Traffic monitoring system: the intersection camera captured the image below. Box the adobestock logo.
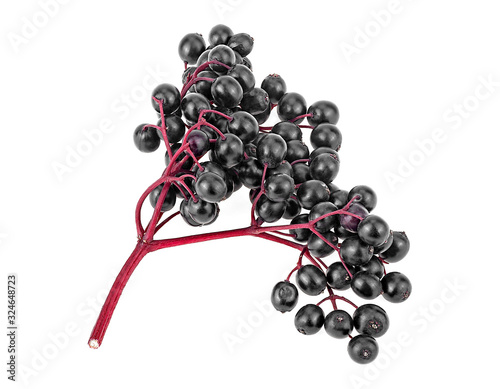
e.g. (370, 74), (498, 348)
(349, 278), (466, 389)
(7, 0), (72, 54)
(339, 0), (415, 64)
(213, 0), (245, 20)
(384, 74), (500, 192)
(222, 299), (275, 353)
(51, 65), (169, 183)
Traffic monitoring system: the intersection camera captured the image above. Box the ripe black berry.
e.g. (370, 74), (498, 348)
(178, 33), (206, 64)
(351, 271), (382, 300)
(271, 281), (299, 312)
(348, 335), (379, 364)
(324, 310), (353, 338)
(381, 272), (412, 303)
(296, 265), (327, 296)
(353, 304), (389, 337)
(326, 262), (355, 290)
(294, 304), (324, 335)
(133, 124), (161, 153)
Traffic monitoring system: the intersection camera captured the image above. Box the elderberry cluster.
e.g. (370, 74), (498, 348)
(131, 24), (412, 364)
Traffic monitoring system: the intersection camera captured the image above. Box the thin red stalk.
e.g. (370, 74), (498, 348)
(199, 121), (227, 139)
(151, 96), (173, 161)
(154, 211), (181, 233)
(88, 242), (150, 348)
(181, 122), (203, 145)
(290, 113), (312, 122)
(143, 182), (172, 242)
(181, 77), (215, 97)
(298, 125), (314, 129)
(172, 182), (188, 201)
(286, 266), (299, 281)
(192, 60), (231, 79)
(134, 173), (168, 237)
(290, 158), (309, 166)
(90, 224), (313, 348)
(198, 109), (233, 122)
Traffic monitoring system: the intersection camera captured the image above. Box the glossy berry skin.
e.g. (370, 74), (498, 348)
(213, 133), (244, 168)
(307, 231), (338, 258)
(324, 310), (353, 338)
(241, 88), (270, 115)
(266, 161), (293, 177)
(340, 236), (374, 266)
(348, 185), (377, 212)
(227, 33), (254, 56)
(271, 121), (302, 142)
(181, 93), (211, 123)
(211, 76), (243, 108)
(256, 196), (286, 222)
(149, 183), (176, 212)
(285, 140), (309, 163)
(208, 24), (233, 46)
(186, 129), (210, 157)
(236, 157), (264, 189)
(348, 335), (379, 364)
(307, 100), (340, 126)
(257, 133), (287, 168)
(157, 115), (186, 144)
(179, 199), (202, 227)
(227, 111), (259, 143)
(195, 172), (227, 203)
(381, 272), (412, 303)
(271, 281), (299, 312)
(326, 262), (355, 290)
(339, 203), (369, 232)
(353, 304), (389, 338)
(253, 101), (272, 124)
(292, 163), (311, 185)
(356, 257), (385, 279)
(194, 161), (226, 179)
(308, 201), (338, 233)
(294, 304), (324, 335)
(227, 64), (255, 92)
(334, 224), (356, 239)
(277, 92), (307, 123)
(380, 231), (410, 263)
(196, 49), (210, 67)
(152, 84), (181, 115)
(357, 215), (390, 247)
(297, 180), (330, 210)
(296, 265), (327, 296)
(309, 153), (340, 183)
(261, 74), (287, 104)
(289, 214), (312, 242)
(310, 123), (342, 151)
(208, 45), (236, 74)
(241, 56), (252, 70)
(186, 197), (219, 224)
(373, 230), (394, 254)
(178, 33), (206, 64)
(193, 70), (217, 99)
(264, 173), (294, 202)
(310, 147), (339, 162)
(330, 189), (348, 209)
(133, 124), (161, 153)
(283, 198), (301, 220)
(351, 271), (382, 300)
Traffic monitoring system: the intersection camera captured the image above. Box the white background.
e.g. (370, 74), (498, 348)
(1, 0), (499, 388)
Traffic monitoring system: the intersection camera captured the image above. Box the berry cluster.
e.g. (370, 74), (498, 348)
(90, 25), (412, 364)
